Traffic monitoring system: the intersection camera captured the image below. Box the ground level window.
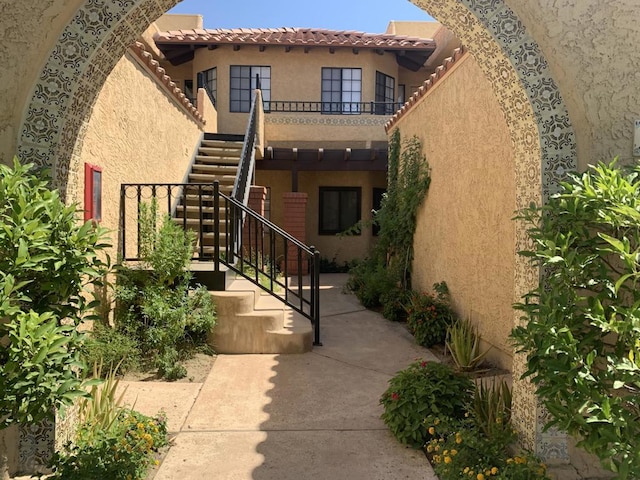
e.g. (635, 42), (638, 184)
(319, 187), (361, 235)
(84, 163), (102, 223)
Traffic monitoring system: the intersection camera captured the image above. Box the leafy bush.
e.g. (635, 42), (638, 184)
(380, 360), (473, 448)
(512, 160), (640, 479)
(406, 284), (456, 347)
(0, 159), (109, 429)
(112, 206), (216, 380)
(446, 318), (489, 372)
(380, 286), (411, 322)
(347, 129), (431, 313)
(51, 409), (167, 480)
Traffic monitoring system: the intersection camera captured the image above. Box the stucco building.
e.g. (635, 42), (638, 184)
(1, 0), (640, 476)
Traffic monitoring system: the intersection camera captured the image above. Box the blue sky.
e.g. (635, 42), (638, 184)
(168, 0), (434, 33)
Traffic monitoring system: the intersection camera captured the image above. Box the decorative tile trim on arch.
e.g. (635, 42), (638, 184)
(412, 0), (576, 461)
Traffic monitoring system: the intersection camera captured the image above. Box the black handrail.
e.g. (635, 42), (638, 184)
(266, 100), (400, 115)
(119, 181), (321, 346)
(232, 90), (259, 206)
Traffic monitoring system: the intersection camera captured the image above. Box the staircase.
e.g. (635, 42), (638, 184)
(174, 134), (244, 258)
(209, 277), (313, 354)
(120, 92), (320, 353)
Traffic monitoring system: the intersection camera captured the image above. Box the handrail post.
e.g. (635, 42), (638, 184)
(214, 181), (220, 273)
(311, 247), (321, 346)
(120, 184), (126, 260)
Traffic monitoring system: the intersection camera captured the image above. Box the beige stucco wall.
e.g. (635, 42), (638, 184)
(0, 0), (85, 163)
(392, 53), (516, 370)
(504, 1), (640, 170)
(77, 51), (203, 260)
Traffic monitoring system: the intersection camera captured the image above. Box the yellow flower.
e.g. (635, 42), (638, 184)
(463, 467), (469, 473)
(444, 456), (452, 464)
(477, 474), (485, 480)
(450, 449), (458, 456)
(455, 435), (463, 444)
(434, 418), (440, 425)
(506, 458), (514, 464)
(434, 445), (440, 452)
(491, 467), (498, 475)
(428, 426), (435, 435)
(426, 445), (434, 453)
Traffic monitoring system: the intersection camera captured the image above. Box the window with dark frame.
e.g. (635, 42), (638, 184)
(84, 163), (102, 223)
(375, 71), (395, 115)
(319, 187), (362, 235)
(321, 68), (362, 114)
(197, 67), (217, 106)
(398, 84), (406, 109)
(372, 187), (386, 236)
(230, 65), (271, 112)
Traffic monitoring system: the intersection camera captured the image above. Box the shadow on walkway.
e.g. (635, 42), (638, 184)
(150, 274), (439, 479)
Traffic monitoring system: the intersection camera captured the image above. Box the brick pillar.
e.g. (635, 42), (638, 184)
(283, 192), (308, 275)
(242, 186), (267, 255)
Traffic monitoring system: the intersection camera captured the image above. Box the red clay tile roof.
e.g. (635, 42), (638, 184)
(130, 42), (204, 124)
(385, 47), (467, 132)
(154, 27), (435, 51)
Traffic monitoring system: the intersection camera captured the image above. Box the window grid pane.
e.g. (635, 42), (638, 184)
(230, 65), (271, 112)
(322, 68), (361, 115)
(319, 187), (361, 234)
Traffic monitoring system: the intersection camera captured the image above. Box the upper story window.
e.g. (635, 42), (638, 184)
(321, 68), (361, 114)
(197, 67), (217, 106)
(230, 65), (271, 112)
(375, 71), (395, 115)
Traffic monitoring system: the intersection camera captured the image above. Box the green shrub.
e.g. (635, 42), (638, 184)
(380, 360), (473, 448)
(51, 409), (167, 480)
(82, 324), (140, 375)
(512, 160), (640, 478)
(347, 257), (400, 308)
(0, 159), (109, 432)
(380, 286), (411, 322)
(406, 285), (456, 347)
(113, 207), (216, 380)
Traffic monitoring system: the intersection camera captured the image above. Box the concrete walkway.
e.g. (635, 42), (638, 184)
(121, 274), (439, 480)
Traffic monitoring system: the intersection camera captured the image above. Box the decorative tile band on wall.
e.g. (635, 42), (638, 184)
(17, 0), (576, 463)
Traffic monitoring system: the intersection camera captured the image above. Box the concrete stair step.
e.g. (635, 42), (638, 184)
(201, 139), (244, 149)
(188, 173), (236, 183)
(195, 155), (240, 166)
(192, 164), (238, 175)
(198, 146), (242, 157)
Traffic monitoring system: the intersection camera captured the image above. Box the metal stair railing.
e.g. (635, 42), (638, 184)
(119, 181), (321, 346)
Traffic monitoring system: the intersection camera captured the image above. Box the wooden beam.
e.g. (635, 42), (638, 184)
(259, 45), (266, 52)
(285, 46), (293, 52)
(233, 45), (240, 51)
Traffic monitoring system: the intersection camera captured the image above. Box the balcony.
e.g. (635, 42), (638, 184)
(264, 101), (401, 116)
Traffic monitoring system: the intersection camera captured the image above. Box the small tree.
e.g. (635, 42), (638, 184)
(0, 159), (109, 478)
(513, 160), (640, 479)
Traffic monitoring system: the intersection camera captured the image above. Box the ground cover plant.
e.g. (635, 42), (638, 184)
(513, 160), (640, 479)
(380, 360), (473, 448)
(50, 365), (168, 479)
(0, 159), (110, 478)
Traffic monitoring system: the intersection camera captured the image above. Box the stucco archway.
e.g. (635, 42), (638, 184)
(17, 0), (576, 461)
